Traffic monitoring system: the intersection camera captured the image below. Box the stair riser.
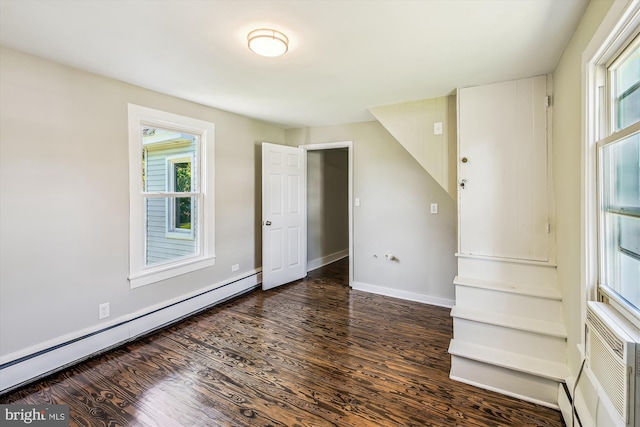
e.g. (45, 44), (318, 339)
(450, 355), (559, 408)
(458, 257), (557, 287)
(455, 286), (564, 321)
(452, 318), (566, 362)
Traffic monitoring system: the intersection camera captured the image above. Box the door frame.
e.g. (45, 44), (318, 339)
(300, 141), (354, 287)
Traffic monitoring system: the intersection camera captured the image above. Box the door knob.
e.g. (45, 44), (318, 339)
(265, 221), (272, 226)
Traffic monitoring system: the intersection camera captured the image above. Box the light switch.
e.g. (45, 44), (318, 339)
(434, 122), (443, 135)
(355, 198), (360, 207)
(430, 203), (438, 214)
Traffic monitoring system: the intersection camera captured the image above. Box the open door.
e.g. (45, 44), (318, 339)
(262, 142), (307, 290)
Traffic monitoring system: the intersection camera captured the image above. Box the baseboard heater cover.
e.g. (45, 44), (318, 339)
(0, 271), (261, 394)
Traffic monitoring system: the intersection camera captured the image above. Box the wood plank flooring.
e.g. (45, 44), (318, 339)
(0, 259), (565, 426)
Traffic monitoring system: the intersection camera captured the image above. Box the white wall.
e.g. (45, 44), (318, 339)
(369, 95), (457, 199)
(551, 0), (616, 424)
(0, 47), (284, 366)
(306, 149), (349, 268)
(286, 122), (457, 307)
(553, 0), (612, 375)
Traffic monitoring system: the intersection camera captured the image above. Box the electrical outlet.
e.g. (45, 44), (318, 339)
(232, 264), (239, 272)
(99, 303), (110, 319)
(430, 203), (438, 214)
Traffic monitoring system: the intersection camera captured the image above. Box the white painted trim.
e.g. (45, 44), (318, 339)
(129, 255), (216, 288)
(300, 141), (354, 287)
(454, 275), (562, 300)
(0, 270), (261, 393)
(451, 306), (567, 338)
(307, 249), (349, 272)
(352, 281), (455, 308)
(449, 373), (560, 410)
(455, 253), (557, 268)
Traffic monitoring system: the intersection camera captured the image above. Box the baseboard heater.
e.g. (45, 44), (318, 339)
(0, 271), (261, 394)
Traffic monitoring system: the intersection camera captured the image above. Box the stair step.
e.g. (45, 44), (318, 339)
(449, 354), (561, 408)
(448, 339), (569, 381)
(451, 306), (567, 338)
(452, 317), (566, 362)
(457, 257), (557, 287)
(454, 275), (561, 300)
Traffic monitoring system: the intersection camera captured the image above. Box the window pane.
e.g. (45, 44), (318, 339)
(618, 86), (639, 129)
(145, 197), (198, 267)
(615, 42), (639, 129)
(174, 162), (191, 192)
(603, 213), (640, 310)
(602, 133), (640, 209)
(175, 196), (191, 230)
(142, 127), (198, 193)
(601, 132), (640, 311)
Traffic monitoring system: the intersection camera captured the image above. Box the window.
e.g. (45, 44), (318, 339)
(128, 105), (215, 288)
(594, 29), (640, 320)
(165, 153), (195, 239)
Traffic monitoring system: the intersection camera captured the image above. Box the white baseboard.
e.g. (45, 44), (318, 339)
(352, 281), (455, 308)
(0, 270), (261, 393)
(307, 249), (349, 272)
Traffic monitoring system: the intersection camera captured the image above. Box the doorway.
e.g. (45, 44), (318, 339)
(301, 142), (353, 286)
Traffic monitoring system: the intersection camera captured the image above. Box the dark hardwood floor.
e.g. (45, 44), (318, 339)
(1, 259), (564, 426)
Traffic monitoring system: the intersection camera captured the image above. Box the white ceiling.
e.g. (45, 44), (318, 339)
(0, 0), (588, 129)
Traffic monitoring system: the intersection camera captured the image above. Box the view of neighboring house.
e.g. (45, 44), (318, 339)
(143, 128), (199, 266)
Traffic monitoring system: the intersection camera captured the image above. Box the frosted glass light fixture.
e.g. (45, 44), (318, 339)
(248, 29), (288, 57)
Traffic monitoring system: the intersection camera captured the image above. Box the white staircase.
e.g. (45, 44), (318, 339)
(448, 255), (569, 408)
(370, 78), (569, 408)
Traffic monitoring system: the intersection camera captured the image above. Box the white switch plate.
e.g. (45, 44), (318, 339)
(434, 122), (443, 135)
(430, 203), (438, 214)
(355, 198), (360, 207)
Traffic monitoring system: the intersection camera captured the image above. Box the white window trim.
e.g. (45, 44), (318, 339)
(165, 153), (196, 240)
(582, 0), (640, 337)
(128, 104), (215, 289)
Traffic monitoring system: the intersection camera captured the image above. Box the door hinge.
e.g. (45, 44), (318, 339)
(545, 96), (551, 108)
(546, 223), (551, 234)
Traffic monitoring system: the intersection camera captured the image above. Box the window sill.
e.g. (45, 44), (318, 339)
(129, 255), (216, 289)
(599, 285), (640, 329)
(165, 230), (195, 240)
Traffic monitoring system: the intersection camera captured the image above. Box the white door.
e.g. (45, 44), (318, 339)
(458, 76), (550, 262)
(262, 143), (307, 290)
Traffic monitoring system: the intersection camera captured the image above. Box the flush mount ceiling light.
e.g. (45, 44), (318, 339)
(247, 28), (289, 57)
